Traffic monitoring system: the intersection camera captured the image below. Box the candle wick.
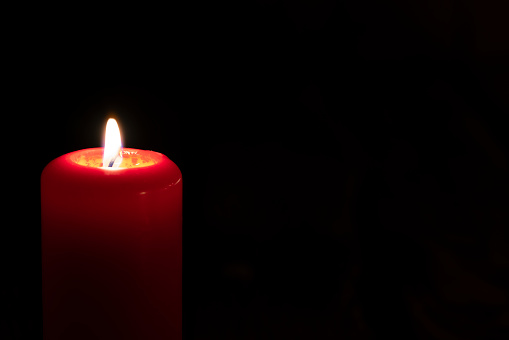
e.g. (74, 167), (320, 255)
(108, 156), (117, 167)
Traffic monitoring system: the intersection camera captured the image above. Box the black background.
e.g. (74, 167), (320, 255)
(2, 1), (509, 339)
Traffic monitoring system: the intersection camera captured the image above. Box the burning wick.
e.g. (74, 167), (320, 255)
(103, 118), (123, 168)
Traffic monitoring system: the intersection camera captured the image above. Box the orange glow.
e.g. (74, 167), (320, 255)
(73, 149), (158, 168)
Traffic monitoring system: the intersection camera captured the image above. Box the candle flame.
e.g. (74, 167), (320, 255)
(103, 118), (123, 168)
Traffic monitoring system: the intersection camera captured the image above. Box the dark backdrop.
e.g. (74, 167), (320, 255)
(2, 1), (509, 339)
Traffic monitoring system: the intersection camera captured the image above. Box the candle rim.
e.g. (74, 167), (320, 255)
(42, 147), (182, 194)
(68, 147), (163, 169)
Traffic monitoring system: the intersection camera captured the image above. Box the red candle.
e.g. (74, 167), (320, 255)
(41, 119), (182, 339)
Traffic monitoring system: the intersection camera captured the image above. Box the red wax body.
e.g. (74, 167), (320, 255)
(41, 148), (182, 340)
